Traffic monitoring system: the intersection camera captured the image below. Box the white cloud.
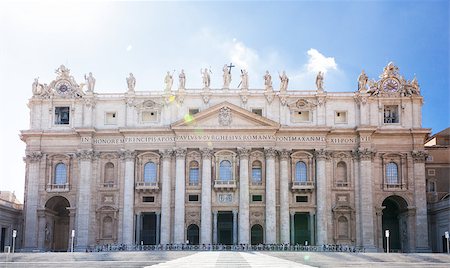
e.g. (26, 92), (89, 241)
(305, 48), (337, 74)
(126, 45), (132, 52)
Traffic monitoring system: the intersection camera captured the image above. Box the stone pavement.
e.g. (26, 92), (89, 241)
(1, 251), (450, 267)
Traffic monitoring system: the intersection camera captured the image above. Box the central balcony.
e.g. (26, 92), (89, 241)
(291, 181), (315, 193)
(135, 181), (159, 192)
(46, 183), (70, 192)
(214, 179), (237, 191)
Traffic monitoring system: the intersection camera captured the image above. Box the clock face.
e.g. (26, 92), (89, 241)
(382, 78), (399, 92)
(56, 81), (71, 94)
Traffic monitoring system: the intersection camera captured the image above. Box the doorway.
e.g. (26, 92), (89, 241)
(250, 224), (263, 245)
(187, 224), (199, 245)
(141, 213), (157, 245)
(44, 196), (70, 251)
(293, 213), (310, 245)
(382, 196), (409, 252)
(217, 212), (233, 245)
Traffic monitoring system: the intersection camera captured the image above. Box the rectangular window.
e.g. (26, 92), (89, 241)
(55, 107), (70, 125)
(142, 111), (158, 123)
(142, 196), (155, 203)
(105, 112), (117, 125)
(252, 195), (263, 202)
(189, 108), (199, 115)
(292, 110), (310, 122)
(296, 195), (308, 203)
(335, 111), (347, 124)
(427, 169), (435, 176)
(427, 181), (436, 192)
(384, 105), (399, 123)
(252, 108), (263, 116)
(188, 194), (199, 202)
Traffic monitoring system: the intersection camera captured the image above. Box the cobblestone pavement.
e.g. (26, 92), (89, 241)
(1, 251), (449, 267)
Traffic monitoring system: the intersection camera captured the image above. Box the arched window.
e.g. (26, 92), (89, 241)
(189, 161), (199, 185)
(219, 160), (232, 181)
(54, 163), (67, 185)
(102, 216), (113, 239)
(338, 216), (349, 238)
(104, 162), (115, 184)
(295, 161), (307, 182)
(336, 161), (347, 182)
(252, 160), (262, 184)
(143, 161), (157, 183)
(386, 162), (399, 184)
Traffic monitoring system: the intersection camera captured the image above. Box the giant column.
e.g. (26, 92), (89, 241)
(160, 149), (173, 244)
(238, 147), (250, 244)
(315, 149), (328, 245)
(279, 149), (291, 244)
(23, 151), (42, 250)
(411, 150), (430, 252)
(75, 149), (95, 248)
(357, 148), (376, 250)
(174, 148), (186, 244)
(121, 149), (136, 245)
(200, 148), (213, 244)
(264, 148), (277, 244)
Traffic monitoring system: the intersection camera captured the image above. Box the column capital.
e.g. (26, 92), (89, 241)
(174, 148), (187, 158)
(232, 209), (238, 215)
(290, 211), (296, 216)
(353, 148), (375, 161)
(160, 149), (173, 159)
(264, 147), (277, 158)
(278, 149), (291, 160)
(25, 151), (42, 162)
(119, 149), (136, 161)
(76, 149), (97, 160)
(201, 148), (213, 159)
(237, 147), (250, 159)
(314, 148), (330, 160)
(411, 150), (427, 163)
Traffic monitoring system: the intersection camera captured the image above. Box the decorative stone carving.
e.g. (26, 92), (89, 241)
(264, 148), (277, 158)
(354, 148), (375, 161)
(354, 93), (368, 105)
(314, 149), (330, 160)
(177, 91), (186, 104)
(218, 107), (232, 126)
(201, 91), (211, 104)
(237, 147), (250, 159)
(279, 94), (288, 106)
(26, 151), (42, 162)
(119, 149), (136, 161)
(411, 150), (428, 163)
(84, 96), (96, 108)
(278, 149), (291, 160)
(46, 65), (84, 99)
(317, 96), (326, 106)
(264, 91), (275, 104)
(174, 148), (187, 158)
(218, 193), (233, 203)
(240, 92), (249, 104)
(160, 149), (173, 159)
(201, 148), (213, 159)
(76, 149), (95, 160)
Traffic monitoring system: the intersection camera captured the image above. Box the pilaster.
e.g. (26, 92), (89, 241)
(119, 149), (136, 245)
(279, 149), (291, 244)
(159, 149), (173, 244)
(238, 147), (250, 244)
(200, 148), (213, 244)
(174, 148), (186, 244)
(264, 147), (277, 244)
(315, 149), (329, 245)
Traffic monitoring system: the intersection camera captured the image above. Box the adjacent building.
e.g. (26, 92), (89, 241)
(21, 62), (430, 252)
(0, 191), (23, 252)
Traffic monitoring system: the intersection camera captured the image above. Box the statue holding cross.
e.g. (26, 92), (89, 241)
(222, 63), (234, 88)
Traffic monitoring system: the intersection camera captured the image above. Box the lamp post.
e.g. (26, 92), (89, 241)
(71, 230), (75, 253)
(12, 230), (16, 253)
(385, 230), (390, 253)
(445, 231), (449, 254)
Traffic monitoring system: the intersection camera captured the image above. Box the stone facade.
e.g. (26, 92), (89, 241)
(21, 63), (430, 252)
(0, 191), (23, 252)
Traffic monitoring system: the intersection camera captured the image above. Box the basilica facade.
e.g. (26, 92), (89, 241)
(21, 63), (430, 252)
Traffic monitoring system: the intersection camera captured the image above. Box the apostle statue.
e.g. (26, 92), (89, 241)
(126, 73), (136, 92)
(179, 69), (186, 90)
(164, 71), (173, 91)
(357, 70), (368, 92)
(239, 69), (249, 90)
(222, 64), (232, 88)
(279, 70), (289, 93)
(316, 71), (324, 91)
(201, 68), (211, 88)
(263, 70), (273, 91)
(84, 72), (96, 92)
(32, 78), (41, 95)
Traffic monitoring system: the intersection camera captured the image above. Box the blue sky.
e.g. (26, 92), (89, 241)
(0, 0), (448, 201)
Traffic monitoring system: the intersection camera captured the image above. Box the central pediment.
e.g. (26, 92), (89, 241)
(171, 101), (280, 130)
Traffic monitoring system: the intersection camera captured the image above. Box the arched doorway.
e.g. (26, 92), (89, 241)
(251, 224), (263, 245)
(44, 196), (70, 251)
(187, 224), (199, 245)
(382, 196), (409, 252)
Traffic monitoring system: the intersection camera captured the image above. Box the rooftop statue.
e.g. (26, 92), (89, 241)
(279, 70), (289, 93)
(222, 64), (232, 88)
(179, 69), (186, 90)
(263, 70), (273, 91)
(126, 73), (136, 92)
(84, 72), (96, 92)
(316, 71), (324, 91)
(239, 69), (249, 90)
(201, 68), (211, 88)
(164, 71), (174, 91)
(357, 70), (368, 92)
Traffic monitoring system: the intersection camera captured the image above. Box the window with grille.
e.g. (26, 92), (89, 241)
(189, 161), (199, 185)
(386, 162), (399, 184)
(55, 107), (70, 125)
(219, 160), (232, 181)
(143, 162), (157, 183)
(104, 162), (114, 183)
(384, 105), (399, 123)
(252, 160), (262, 184)
(54, 163), (67, 184)
(295, 161), (307, 182)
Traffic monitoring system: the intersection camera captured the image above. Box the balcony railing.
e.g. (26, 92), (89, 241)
(46, 183), (70, 192)
(383, 183), (406, 190)
(291, 181), (315, 192)
(214, 179), (236, 191)
(135, 181), (159, 191)
(100, 182), (117, 189)
(335, 181), (349, 188)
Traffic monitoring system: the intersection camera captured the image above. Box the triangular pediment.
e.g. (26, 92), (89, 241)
(171, 101), (280, 130)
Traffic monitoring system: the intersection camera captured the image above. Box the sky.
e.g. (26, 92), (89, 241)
(0, 0), (449, 202)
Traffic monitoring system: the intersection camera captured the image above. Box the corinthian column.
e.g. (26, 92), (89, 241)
(315, 149), (328, 245)
(279, 149), (291, 244)
(159, 149), (173, 245)
(23, 151), (42, 250)
(75, 149), (95, 248)
(238, 147), (250, 244)
(174, 148), (186, 244)
(120, 149), (136, 245)
(411, 150), (430, 252)
(356, 148), (376, 250)
(200, 148), (213, 244)
(264, 148), (277, 244)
